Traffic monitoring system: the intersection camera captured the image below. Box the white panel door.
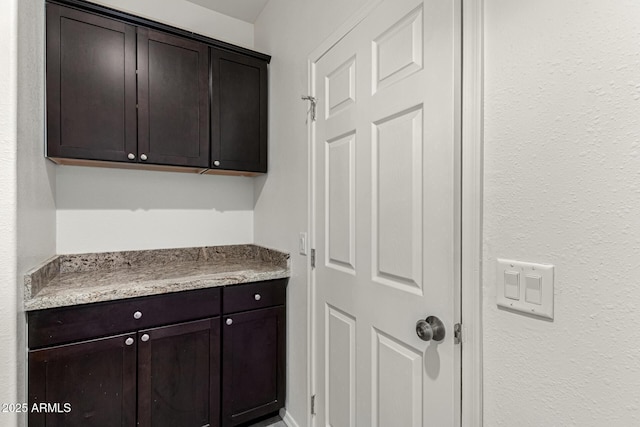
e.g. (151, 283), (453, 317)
(312, 0), (461, 426)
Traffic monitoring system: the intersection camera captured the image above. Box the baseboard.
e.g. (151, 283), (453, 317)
(279, 408), (301, 427)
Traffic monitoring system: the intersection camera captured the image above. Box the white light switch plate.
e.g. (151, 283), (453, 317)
(497, 258), (554, 320)
(299, 232), (308, 255)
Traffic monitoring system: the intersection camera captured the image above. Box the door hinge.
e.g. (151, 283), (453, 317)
(454, 323), (462, 345)
(311, 394), (316, 415)
(310, 249), (316, 269)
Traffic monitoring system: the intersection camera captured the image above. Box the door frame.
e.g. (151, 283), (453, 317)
(304, 1), (483, 426)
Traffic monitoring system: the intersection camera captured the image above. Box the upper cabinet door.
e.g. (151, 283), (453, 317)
(211, 49), (268, 173)
(137, 28), (210, 168)
(46, 4), (137, 162)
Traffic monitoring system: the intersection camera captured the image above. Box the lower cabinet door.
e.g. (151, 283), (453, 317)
(222, 306), (285, 427)
(28, 333), (137, 427)
(137, 318), (220, 427)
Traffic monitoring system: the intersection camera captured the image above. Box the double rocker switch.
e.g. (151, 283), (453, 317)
(497, 259), (554, 320)
(504, 271), (541, 305)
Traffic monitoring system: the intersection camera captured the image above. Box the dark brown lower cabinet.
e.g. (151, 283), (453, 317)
(28, 318), (221, 427)
(222, 306), (285, 427)
(28, 333), (137, 426)
(28, 280), (286, 427)
(138, 318), (220, 427)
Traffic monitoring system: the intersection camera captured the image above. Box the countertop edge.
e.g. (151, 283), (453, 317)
(24, 244), (291, 312)
(24, 269), (290, 312)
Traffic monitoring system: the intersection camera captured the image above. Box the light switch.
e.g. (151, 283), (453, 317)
(525, 275), (542, 305)
(496, 258), (554, 320)
(299, 232), (308, 255)
(504, 271), (520, 300)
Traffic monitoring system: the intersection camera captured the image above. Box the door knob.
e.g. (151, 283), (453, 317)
(416, 316), (446, 342)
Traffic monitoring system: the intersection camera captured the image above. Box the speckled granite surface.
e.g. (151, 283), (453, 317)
(24, 245), (290, 311)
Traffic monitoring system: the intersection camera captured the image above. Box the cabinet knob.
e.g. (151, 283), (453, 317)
(226, 318), (233, 326)
(125, 337), (134, 346)
(254, 294), (261, 301)
(133, 311), (143, 320)
(127, 153), (135, 160)
(140, 154), (148, 161)
(141, 334), (150, 342)
(213, 160), (220, 167)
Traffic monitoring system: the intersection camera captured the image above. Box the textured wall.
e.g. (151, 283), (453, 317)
(0, 1), (19, 426)
(483, 0), (640, 425)
(253, 0), (369, 425)
(15, 0), (57, 425)
(55, 0), (257, 254)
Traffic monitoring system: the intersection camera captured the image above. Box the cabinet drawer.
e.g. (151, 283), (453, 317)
(28, 287), (221, 349)
(222, 279), (286, 314)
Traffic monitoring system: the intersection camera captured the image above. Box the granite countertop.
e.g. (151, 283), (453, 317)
(24, 245), (290, 311)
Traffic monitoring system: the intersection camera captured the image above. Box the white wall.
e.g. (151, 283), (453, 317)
(89, 0), (254, 48)
(56, 0), (257, 254)
(483, 0), (640, 425)
(57, 167), (254, 253)
(0, 1), (20, 425)
(1, 0), (57, 426)
(253, 0), (369, 424)
(16, 1), (57, 426)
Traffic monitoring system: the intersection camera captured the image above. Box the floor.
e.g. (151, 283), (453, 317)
(248, 415), (287, 427)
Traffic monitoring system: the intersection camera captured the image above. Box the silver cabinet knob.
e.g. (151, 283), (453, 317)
(226, 318), (233, 326)
(140, 334), (150, 342)
(125, 337), (134, 346)
(416, 316), (446, 342)
(213, 160), (220, 167)
(140, 154), (148, 161)
(127, 153), (135, 160)
(133, 311), (143, 320)
(254, 294), (261, 301)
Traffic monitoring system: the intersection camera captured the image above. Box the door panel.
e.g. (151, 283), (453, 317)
(371, 329), (423, 427)
(326, 131), (357, 273)
(137, 28), (209, 167)
(325, 305), (356, 427)
(313, 0), (461, 426)
(372, 105), (424, 294)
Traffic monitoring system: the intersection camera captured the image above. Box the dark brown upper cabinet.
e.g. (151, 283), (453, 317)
(46, 1), (270, 175)
(211, 49), (268, 173)
(137, 29), (209, 168)
(46, 3), (137, 162)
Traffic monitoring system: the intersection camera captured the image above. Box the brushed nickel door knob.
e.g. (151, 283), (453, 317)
(140, 154), (148, 161)
(125, 337), (134, 346)
(140, 334), (150, 342)
(127, 153), (135, 160)
(416, 316), (446, 342)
